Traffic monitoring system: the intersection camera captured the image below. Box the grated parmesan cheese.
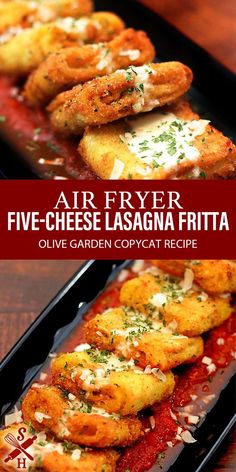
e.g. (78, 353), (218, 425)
(119, 49), (141, 61)
(202, 356), (212, 365)
(132, 260), (145, 273)
(149, 416), (156, 429)
(74, 343), (91, 352)
(117, 269), (130, 282)
(181, 430), (197, 443)
(109, 159), (124, 180)
(34, 411), (51, 423)
(180, 268), (194, 292)
(5, 407), (23, 427)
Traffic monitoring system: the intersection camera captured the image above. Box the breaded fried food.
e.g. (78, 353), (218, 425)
(151, 260), (185, 277)
(51, 348), (175, 415)
(79, 100), (236, 180)
(40, 449), (118, 472)
(151, 260), (236, 294)
(0, 0), (93, 33)
(54, 12), (125, 43)
(0, 12), (125, 76)
(0, 2), (31, 34)
(24, 28), (155, 106)
(0, 24), (74, 76)
(84, 307), (204, 370)
(48, 62), (193, 135)
(0, 423), (118, 472)
(120, 272), (233, 337)
(22, 384), (142, 447)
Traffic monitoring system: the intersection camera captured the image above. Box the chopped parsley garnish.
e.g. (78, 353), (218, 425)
(47, 142), (61, 153)
(87, 348), (110, 364)
(62, 441), (79, 453)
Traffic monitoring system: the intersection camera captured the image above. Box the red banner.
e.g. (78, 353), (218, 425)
(0, 180), (235, 259)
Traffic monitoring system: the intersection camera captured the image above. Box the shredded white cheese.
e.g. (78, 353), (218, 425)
(181, 430), (197, 443)
(186, 414), (199, 425)
(71, 449), (82, 461)
(207, 363), (216, 374)
(39, 372), (48, 381)
(109, 159), (125, 180)
(132, 260), (145, 273)
(190, 394), (198, 401)
(149, 416), (156, 429)
(119, 49), (141, 61)
(150, 293), (167, 308)
(34, 411), (51, 423)
(74, 343), (91, 352)
(117, 269), (130, 282)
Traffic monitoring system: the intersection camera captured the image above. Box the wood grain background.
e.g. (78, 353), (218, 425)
(0, 260), (235, 471)
(138, 0), (236, 73)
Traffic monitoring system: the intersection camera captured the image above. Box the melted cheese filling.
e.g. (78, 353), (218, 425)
(123, 112), (209, 172)
(131, 65), (158, 113)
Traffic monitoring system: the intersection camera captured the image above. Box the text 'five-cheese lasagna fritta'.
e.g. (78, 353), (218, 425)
(0, 0), (235, 179)
(1, 260), (236, 472)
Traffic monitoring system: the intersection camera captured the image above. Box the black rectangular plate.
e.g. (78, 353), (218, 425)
(0, 260), (235, 472)
(0, 0), (235, 179)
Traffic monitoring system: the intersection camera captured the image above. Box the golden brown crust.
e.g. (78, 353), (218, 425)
(48, 62), (193, 134)
(151, 260), (236, 294)
(84, 307), (204, 370)
(120, 273), (233, 337)
(51, 351), (175, 415)
(41, 449), (119, 472)
(24, 28), (155, 106)
(0, 24), (74, 76)
(0, 12), (125, 76)
(22, 385), (143, 447)
(79, 100), (236, 179)
(0, 423), (119, 472)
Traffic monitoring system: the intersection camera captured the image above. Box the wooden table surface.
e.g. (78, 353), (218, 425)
(0, 260), (235, 471)
(139, 0), (236, 74)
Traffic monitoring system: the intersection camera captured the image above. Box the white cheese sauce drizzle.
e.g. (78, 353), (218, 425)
(123, 112), (209, 171)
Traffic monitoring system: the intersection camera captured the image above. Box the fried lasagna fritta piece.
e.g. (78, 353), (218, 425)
(84, 307), (204, 370)
(22, 384), (143, 447)
(0, 12), (125, 76)
(0, 0), (93, 33)
(51, 348), (175, 416)
(24, 28), (155, 106)
(79, 100), (236, 180)
(151, 260), (236, 294)
(0, 423), (119, 472)
(119, 272), (233, 337)
(48, 62), (193, 134)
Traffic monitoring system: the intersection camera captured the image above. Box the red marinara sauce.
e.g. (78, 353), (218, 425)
(117, 315), (236, 472)
(39, 266), (236, 472)
(0, 76), (96, 179)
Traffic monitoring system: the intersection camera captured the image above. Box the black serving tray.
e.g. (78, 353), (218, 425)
(0, 0), (235, 179)
(0, 260), (235, 472)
